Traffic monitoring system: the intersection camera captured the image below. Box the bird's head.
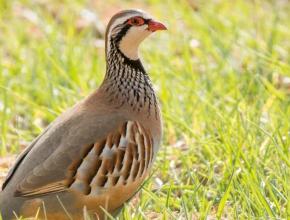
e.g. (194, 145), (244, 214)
(105, 9), (167, 61)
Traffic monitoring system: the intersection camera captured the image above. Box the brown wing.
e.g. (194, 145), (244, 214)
(15, 121), (154, 197)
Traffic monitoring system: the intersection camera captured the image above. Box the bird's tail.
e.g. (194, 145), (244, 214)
(0, 189), (21, 220)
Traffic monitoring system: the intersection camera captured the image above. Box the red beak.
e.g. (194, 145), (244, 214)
(147, 20), (167, 32)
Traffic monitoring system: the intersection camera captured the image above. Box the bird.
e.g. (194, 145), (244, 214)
(0, 9), (166, 220)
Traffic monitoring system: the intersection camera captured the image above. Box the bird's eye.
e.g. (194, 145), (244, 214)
(127, 17), (145, 26)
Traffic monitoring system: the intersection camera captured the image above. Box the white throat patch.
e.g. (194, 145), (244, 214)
(118, 26), (151, 60)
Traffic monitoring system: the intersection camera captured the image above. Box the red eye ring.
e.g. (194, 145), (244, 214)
(127, 17), (145, 26)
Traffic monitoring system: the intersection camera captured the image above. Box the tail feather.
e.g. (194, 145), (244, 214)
(0, 189), (23, 220)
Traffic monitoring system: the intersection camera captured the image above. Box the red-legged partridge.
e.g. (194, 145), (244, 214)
(0, 9), (166, 220)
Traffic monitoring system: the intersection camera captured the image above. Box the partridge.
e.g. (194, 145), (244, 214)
(0, 9), (166, 220)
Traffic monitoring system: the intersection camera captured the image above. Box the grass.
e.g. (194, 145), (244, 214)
(0, 0), (289, 219)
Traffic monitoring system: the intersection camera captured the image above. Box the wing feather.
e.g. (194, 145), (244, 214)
(15, 121), (154, 198)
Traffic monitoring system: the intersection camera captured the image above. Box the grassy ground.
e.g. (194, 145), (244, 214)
(0, 0), (290, 219)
